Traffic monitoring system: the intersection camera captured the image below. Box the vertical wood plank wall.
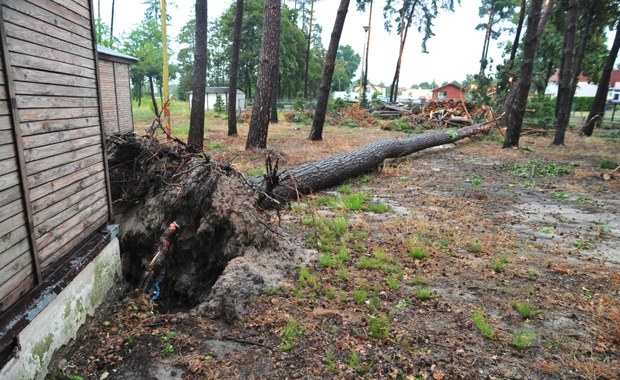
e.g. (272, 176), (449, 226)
(98, 58), (133, 134)
(0, 0), (110, 313)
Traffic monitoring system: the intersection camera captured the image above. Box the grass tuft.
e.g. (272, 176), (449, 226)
(472, 310), (495, 339)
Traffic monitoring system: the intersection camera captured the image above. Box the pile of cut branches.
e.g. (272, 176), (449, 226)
(406, 100), (492, 128)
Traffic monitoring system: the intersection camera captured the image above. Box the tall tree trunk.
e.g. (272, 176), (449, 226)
(256, 123), (492, 208)
(148, 75), (159, 117)
(271, 70), (279, 123)
(309, 0), (350, 141)
(508, 0), (526, 70)
(553, 0), (578, 146)
(538, 0), (555, 35)
(502, 0), (544, 148)
(390, 1), (416, 103)
(582, 22), (620, 136)
(188, 0), (208, 151)
(246, 0), (281, 149)
(480, 8), (495, 74)
(245, 68), (252, 99)
(362, 0), (373, 103)
(110, 0), (115, 43)
(303, 0), (315, 99)
(566, 0), (597, 110)
(227, 0), (244, 137)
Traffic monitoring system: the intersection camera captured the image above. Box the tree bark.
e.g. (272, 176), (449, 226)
(148, 75), (159, 117)
(566, 0), (597, 113)
(271, 71), (279, 123)
(309, 0), (350, 141)
(502, 0), (544, 148)
(480, 8), (495, 74)
(246, 0), (281, 149)
(227, 0), (244, 137)
(362, 0), (373, 103)
(553, 0), (578, 146)
(303, 0), (315, 99)
(188, 0), (208, 151)
(256, 123), (492, 207)
(537, 0), (555, 36)
(390, 1), (416, 103)
(582, 21), (620, 136)
(508, 0), (526, 70)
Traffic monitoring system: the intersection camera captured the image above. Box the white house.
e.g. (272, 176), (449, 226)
(188, 87), (247, 111)
(545, 73), (600, 97)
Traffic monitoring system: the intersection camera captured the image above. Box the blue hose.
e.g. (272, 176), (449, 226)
(151, 281), (161, 301)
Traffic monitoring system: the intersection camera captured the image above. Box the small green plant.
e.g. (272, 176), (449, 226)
(353, 290), (368, 305)
(466, 173), (483, 187)
(368, 201), (390, 213)
(386, 275), (400, 290)
(553, 191), (570, 200)
(466, 242), (483, 254)
(67, 375), (85, 380)
(338, 184), (353, 195)
(597, 221), (611, 236)
(208, 141), (227, 151)
(472, 310), (495, 339)
(574, 237), (593, 250)
(492, 254), (509, 273)
(395, 299), (411, 309)
(162, 343), (174, 356)
(280, 317), (304, 351)
(446, 129), (459, 139)
(526, 269), (539, 280)
(512, 302), (540, 319)
(341, 193), (369, 211)
(410, 247), (429, 260)
(510, 160), (572, 178)
(325, 350), (337, 371)
(213, 94), (225, 113)
(368, 314), (391, 339)
(348, 349), (372, 372)
(298, 266), (319, 289)
(246, 167), (267, 177)
(523, 181), (535, 189)
(511, 330), (537, 348)
(538, 226), (554, 234)
(319, 253), (338, 268)
(417, 288), (435, 300)
(599, 158), (619, 170)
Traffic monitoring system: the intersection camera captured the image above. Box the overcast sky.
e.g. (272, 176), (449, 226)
(95, 1), (521, 87)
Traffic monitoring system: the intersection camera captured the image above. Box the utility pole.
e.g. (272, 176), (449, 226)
(161, 0), (171, 139)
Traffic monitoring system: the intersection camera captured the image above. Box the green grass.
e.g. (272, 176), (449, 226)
(574, 237), (593, 250)
(348, 349), (372, 373)
(510, 160), (573, 178)
(280, 317), (305, 351)
(466, 173), (483, 187)
(472, 310), (495, 339)
(512, 302), (541, 319)
(417, 288), (435, 300)
(325, 350), (337, 371)
(298, 266), (319, 290)
(368, 313), (391, 339)
(353, 290), (368, 305)
(552, 191), (571, 200)
(386, 275), (400, 290)
(511, 330), (537, 348)
(341, 193), (370, 211)
(338, 184), (353, 195)
(466, 242), (483, 254)
(368, 201), (390, 213)
(410, 247), (430, 260)
(318, 253), (338, 268)
(599, 158), (619, 170)
(246, 167), (266, 177)
(492, 254), (509, 273)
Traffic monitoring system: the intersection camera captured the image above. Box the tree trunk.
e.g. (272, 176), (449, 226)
(582, 22), (620, 136)
(537, 0), (555, 36)
(255, 123), (492, 207)
(480, 8), (494, 74)
(502, 0), (544, 148)
(309, 0), (350, 141)
(271, 71), (279, 123)
(508, 0), (526, 70)
(303, 0), (315, 99)
(362, 0), (373, 103)
(553, 0), (578, 146)
(188, 0), (208, 151)
(110, 0), (115, 43)
(390, 1), (416, 103)
(246, 0), (281, 149)
(245, 68), (252, 99)
(227, 0), (244, 137)
(566, 0), (597, 111)
(148, 75), (159, 117)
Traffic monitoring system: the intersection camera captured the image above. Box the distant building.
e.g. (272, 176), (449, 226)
(545, 72), (598, 97)
(432, 84), (467, 101)
(97, 46), (138, 134)
(189, 87), (247, 111)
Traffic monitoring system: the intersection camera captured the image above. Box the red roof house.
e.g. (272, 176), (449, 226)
(432, 84), (467, 101)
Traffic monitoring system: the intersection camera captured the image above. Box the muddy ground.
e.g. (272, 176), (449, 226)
(51, 122), (618, 380)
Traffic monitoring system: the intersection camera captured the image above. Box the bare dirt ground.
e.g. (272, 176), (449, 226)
(51, 120), (619, 380)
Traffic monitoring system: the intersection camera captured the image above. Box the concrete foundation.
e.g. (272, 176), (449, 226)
(0, 238), (122, 380)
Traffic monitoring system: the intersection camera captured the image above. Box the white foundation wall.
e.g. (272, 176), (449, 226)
(0, 238), (122, 380)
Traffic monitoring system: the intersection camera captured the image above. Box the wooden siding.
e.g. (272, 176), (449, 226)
(0, 45), (33, 313)
(98, 58), (134, 134)
(0, 0), (111, 313)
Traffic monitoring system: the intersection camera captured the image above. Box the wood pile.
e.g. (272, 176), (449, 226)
(408, 99), (492, 128)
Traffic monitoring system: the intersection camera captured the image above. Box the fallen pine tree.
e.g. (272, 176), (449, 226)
(105, 121), (492, 319)
(250, 122), (493, 208)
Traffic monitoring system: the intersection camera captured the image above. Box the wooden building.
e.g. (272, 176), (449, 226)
(0, 0), (119, 377)
(97, 45), (137, 135)
(189, 86), (247, 111)
(432, 83), (467, 101)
